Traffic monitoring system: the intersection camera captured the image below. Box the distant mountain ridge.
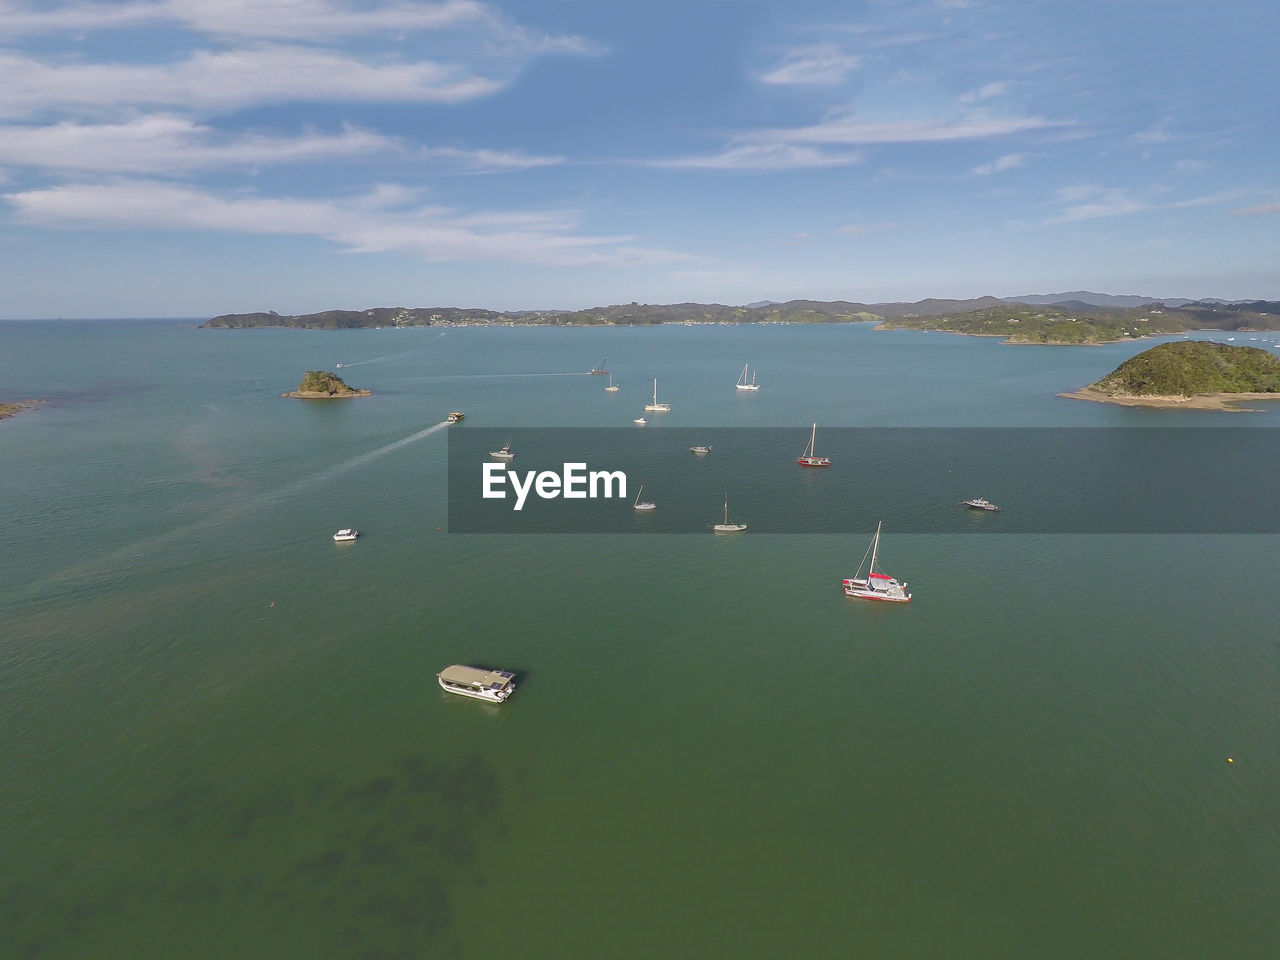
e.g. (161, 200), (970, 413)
(202, 295), (1278, 331)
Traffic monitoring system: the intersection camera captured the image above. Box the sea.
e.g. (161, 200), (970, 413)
(1, 319), (1277, 959)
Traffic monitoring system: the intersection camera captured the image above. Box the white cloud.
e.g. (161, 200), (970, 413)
(3, 179), (688, 266)
(1049, 185), (1241, 223)
(1235, 201), (1280, 216)
(958, 81), (1010, 104)
(0, 117), (561, 175)
(0, 117), (397, 173)
(0, 0), (594, 50)
(760, 45), (860, 86)
(647, 143), (862, 171)
(757, 109), (1066, 145)
(0, 46), (507, 119)
(972, 152), (1027, 175)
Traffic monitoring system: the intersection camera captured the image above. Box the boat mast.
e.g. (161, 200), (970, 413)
(809, 422), (817, 457)
(723, 495), (729, 525)
(869, 521), (881, 575)
(634, 484), (643, 507)
(652, 378), (658, 403)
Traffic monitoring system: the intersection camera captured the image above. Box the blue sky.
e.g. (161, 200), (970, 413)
(1, 0), (1277, 317)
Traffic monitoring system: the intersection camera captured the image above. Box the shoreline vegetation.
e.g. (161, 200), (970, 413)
(1061, 341), (1280, 410)
(203, 297), (1280, 345)
(0, 399), (44, 421)
(282, 371), (371, 399)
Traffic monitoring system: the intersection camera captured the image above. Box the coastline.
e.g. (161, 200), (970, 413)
(1058, 387), (1280, 411)
(873, 323), (1146, 346)
(0, 399), (44, 421)
(281, 390), (372, 399)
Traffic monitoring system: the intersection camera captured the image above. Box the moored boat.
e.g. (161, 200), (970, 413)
(735, 362), (760, 392)
(644, 378), (670, 413)
(490, 443), (516, 460)
(797, 422), (830, 467)
(690, 444), (712, 454)
(633, 484), (656, 511)
(437, 665), (517, 703)
(960, 497), (1000, 511)
(843, 522), (910, 602)
(333, 528), (359, 542)
(712, 495), (747, 533)
(605, 373), (620, 392)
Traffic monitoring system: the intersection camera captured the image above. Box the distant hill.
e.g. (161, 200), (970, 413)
(1088, 341), (1280, 397)
(202, 296), (1280, 333)
(1006, 291), (1172, 308)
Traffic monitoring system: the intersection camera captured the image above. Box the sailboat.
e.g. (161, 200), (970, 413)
(712, 495), (747, 533)
(605, 372), (620, 392)
(735, 362), (760, 392)
(633, 484), (656, 512)
(842, 522), (910, 602)
(643, 378), (670, 412)
(796, 422), (830, 467)
(589, 357), (608, 375)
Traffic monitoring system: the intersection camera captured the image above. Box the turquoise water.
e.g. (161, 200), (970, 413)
(1, 321), (1277, 958)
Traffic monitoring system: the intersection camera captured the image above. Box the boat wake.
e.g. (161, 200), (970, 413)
(11, 421), (452, 602)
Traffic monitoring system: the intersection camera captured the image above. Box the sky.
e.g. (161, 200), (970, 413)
(0, 0), (1277, 317)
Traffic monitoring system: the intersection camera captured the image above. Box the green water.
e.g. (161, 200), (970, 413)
(1, 321), (1277, 958)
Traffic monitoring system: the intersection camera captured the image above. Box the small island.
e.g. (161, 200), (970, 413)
(0, 399), (44, 421)
(282, 370), (372, 399)
(1061, 341), (1280, 410)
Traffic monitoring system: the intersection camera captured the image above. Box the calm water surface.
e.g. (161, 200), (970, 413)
(1, 321), (1277, 958)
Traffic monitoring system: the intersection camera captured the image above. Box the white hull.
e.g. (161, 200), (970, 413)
(735, 384), (760, 392)
(644, 403), (670, 412)
(633, 417), (647, 424)
(437, 677), (513, 703)
(713, 524), (747, 533)
(605, 386), (620, 392)
(333, 529), (358, 542)
(634, 503), (656, 511)
(842, 578), (911, 602)
(490, 451), (515, 460)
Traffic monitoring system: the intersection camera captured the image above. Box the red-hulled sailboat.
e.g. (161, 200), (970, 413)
(797, 422), (830, 467)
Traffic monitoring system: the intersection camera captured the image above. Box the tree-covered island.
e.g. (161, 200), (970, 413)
(1061, 341), (1280, 410)
(204, 298), (1280, 343)
(0, 399), (44, 421)
(282, 371), (372, 399)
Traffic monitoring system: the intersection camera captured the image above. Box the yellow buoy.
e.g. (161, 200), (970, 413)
(1227, 757), (1234, 763)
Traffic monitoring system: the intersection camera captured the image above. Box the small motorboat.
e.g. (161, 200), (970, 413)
(333, 528), (359, 542)
(960, 497), (1001, 511)
(633, 417), (647, 425)
(490, 443), (516, 460)
(446, 411), (465, 423)
(690, 444), (712, 455)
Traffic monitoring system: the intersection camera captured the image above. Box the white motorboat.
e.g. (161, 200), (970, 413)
(333, 528), (359, 542)
(437, 665), (517, 703)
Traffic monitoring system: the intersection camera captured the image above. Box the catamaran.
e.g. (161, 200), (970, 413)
(735, 363), (760, 392)
(712, 495), (747, 533)
(633, 484), (656, 511)
(843, 522), (910, 602)
(644, 378), (670, 412)
(605, 373), (620, 392)
(797, 422), (830, 467)
(589, 357), (608, 375)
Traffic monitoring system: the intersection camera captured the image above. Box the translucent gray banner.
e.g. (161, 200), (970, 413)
(448, 428), (1280, 533)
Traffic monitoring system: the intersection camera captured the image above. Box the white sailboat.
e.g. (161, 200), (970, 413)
(712, 495), (747, 533)
(735, 362), (760, 391)
(643, 378), (670, 412)
(605, 373), (620, 392)
(842, 522), (910, 602)
(633, 484), (656, 511)
(796, 422), (830, 467)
